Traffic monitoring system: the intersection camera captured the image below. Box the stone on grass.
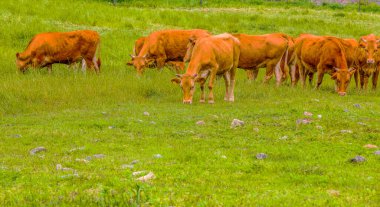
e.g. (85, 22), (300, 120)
(357, 122), (367, 126)
(316, 125), (323, 130)
(231, 119), (244, 128)
(56, 164), (63, 170)
(363, 144), (378, 149)
(327, 189), (340, 197)
(153, 154), (163, 159)
(101, 112), (107, 115)
(108, 126), (115, 129)
(69, 146), (85, 153)
(132, 171), (146, 176)
(279, 136), (288, 140)
(253, 127), (259, 132)
(196, 120), (205, 125)
(93, 154), (105, 159)
(150, 121), (156, 125)
(304, 111), (313, 116)
(353, 104), (361, 108)
(143, 111), (150, 116)
(86, 156), (93, 161)
(121, 164), (134, 170)
(30, 147), (47, 155)
(317, 115), (322, 119)
(256, 153), (267, 160)
(221, 155), (227, 159)
(11, 134), (22, 138)
(350, 156), (365, 163)
(341, 130), (353, 134)
(75, 158), (90, 163)
(374, 151), (380, 155)
(130, 160), (139, 165)
(136, 172), (155, 182)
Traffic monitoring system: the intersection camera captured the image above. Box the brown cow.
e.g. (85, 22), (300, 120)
(233, 33), (293, 85)
(355, 34), (380, 89)
(171, 34), (240, 104)
(16, 30), (101, 73)
(293, 34), (355, 96)
(130, 29), (210, 75)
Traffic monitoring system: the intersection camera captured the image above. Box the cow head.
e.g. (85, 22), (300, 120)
(129, 54), (154, 75)
(15, 52), (30, 73)
(183, 37), (197, 62)
(171, 74), (202, 104)
(331, 67), (356, 96)
(359, 34), (380, 64)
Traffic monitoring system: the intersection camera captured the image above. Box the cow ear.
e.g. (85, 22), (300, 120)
(129, 54), (135, 59)
(16, 53), (20, 58)
(126, 61), (133, 66)
(171, 77), (181, 84)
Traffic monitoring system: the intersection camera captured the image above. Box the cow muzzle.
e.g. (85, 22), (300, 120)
(338, 92), (346, 96)
(367, 59), (375, 64)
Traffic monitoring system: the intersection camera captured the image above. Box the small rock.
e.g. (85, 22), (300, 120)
(327, 189), (340, 197)
(30, 147), (47, 155)
(231, 119), (244, 128)
(374, 151), (380, 155)
(344, 109), (349, 112)
(253, 127), (259, 132)
(357, 122), (367, 126)
(136, 172), (155, 182)
(93, 154), (105, 159)
(350, 155), (365, 163)
(297, 118), (312, 125)
(256, 153), (267, 160)
(353, 104), (361, 108)
(56, 164), (62, 170)
(196, 120), (205, 125)
(10, 134), (22, 138)
(304, 111), (313, 116)
(150, 121), (156, 125)
(341, 130), (353, 134)
(143, 111), (150, 116)
(121, 164), (134, 169)
(75, 158), (89, 163)
(279, 136), (288, 140)
(221, 155), (227, 159)
(101, 112), (107, 115)
(132, 171), (146, 176)
(317, 115), (322, 119)
(316, 125), (323, 129)
(108, 126), (115, 129)
(69, 146), (85, 153)
(62, 167), (73, 171)
(312, 99), (320, 102)
(85, 156), (93, 161)
(130, 160), (139, 165)
(363, 144), (378, 149)
(153, 154), (163, 159)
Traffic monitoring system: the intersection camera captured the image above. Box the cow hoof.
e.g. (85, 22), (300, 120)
(200, 100), (205, 103)
(229, 98), (235, 102)
(208, 100), (215, 104)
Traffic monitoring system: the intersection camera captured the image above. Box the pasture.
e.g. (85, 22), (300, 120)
(0, 0), (379, 206)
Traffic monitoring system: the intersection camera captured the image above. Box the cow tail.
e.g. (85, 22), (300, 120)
(94, 40), (101, 72)
(275, 40), (289, 85)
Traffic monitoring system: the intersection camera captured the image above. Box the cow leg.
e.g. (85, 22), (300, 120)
(308, 72), (314, 86)
(299, 67), (307, 88)
(263, 64), (274, 84)
(274, 59), (283, 86)
(199, 80), (206, 103)
(223, 72), (230, 101)
(156, 58), (166, 70)
(208, 66), (218, 104)
(228, 67), (236, 102)
(92, 56), (100, 74)
(82, 59), (87, 73)
(315, 71), (324, 89)
(246, 70), (254, 80)
(372, 69), (379, 90)
(354, 69), (359, 89)
(363, 74), (369, 90)
(47, 64), (52, 74)
(360, 71), (365, 89)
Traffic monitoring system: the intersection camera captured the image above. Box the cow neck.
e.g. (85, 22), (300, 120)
(184, 61), (201, 77)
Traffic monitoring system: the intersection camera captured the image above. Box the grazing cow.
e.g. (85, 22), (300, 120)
(355, 34), (380, 89)
(171, 34), (240, 104)
(130, 29), (210, 75)
(293, 34), (355, 96)
(232, 33), (293, 85)
(16, 30), (101, 73)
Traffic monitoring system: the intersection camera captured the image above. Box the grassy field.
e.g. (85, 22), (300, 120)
(0, 0), (380, 206)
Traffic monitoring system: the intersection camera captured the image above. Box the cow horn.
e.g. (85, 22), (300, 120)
(333, 67), (340, 71)
(143, 54), (148, 58)
(129, 54), (136, 59)
(176, 74), (182, 78)
(361, 37), (367, 43)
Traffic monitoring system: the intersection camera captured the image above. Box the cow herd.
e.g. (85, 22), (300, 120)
(15, 29), (380, 103)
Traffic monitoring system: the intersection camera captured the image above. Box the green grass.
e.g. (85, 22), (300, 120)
(0, 0), (380, 206)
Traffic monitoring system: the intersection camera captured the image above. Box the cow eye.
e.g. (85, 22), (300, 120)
(190, 86), (194, 90)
